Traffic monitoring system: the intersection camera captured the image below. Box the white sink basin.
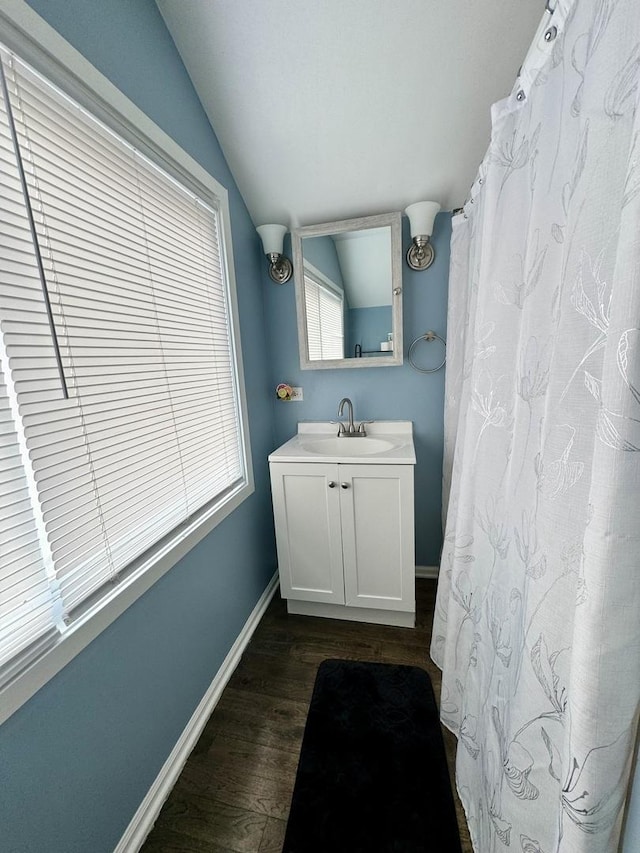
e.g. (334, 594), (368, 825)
(268, 422), (416, 465)
(299, 436), (397, 456)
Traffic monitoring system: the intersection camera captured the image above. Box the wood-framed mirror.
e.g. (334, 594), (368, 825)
(292, 212), (403, 370)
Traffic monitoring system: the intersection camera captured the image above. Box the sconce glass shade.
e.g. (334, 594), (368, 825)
(256, 224), (292, 284)
(404, 201), (441, 271)
(257, 224), (287, 256)
(405, 201), (441, 238)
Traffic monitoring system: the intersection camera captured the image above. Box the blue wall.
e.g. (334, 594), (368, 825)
(0, 2), (277, 852)
(264, 213), (450, 567)
(347, 305), (393, 356)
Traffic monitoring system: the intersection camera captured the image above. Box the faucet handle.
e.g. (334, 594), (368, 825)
(357, 420), (373, 435)
(330, 420), (347, 436)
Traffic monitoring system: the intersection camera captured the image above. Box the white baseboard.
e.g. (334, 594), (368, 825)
(415, 565), (439, 579)
(114, 571), (279, 853)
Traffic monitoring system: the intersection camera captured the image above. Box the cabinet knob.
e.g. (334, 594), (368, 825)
(341, 482), (349, 489)
(328, 481), (336, 488)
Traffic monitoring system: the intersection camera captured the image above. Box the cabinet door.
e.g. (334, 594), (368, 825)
(270, 462), (345, 604)
(339, 464), (414, 612)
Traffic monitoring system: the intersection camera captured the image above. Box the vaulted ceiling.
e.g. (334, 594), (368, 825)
(157, 0), (544, 227)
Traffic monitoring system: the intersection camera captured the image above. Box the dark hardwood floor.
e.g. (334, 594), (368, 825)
(141, 579), (472, 852)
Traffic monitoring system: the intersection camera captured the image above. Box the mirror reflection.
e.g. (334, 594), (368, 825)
(302, 228), (392, 360)
(293, 213), (402, 370)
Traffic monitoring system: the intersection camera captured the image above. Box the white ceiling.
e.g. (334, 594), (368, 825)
(157, 0), (544, 227)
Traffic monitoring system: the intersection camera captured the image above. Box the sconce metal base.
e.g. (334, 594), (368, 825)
(406, 237), (435, 271)
(268, 253), (293, 284)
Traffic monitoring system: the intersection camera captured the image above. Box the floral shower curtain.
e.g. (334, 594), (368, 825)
(431, 0), (640, 851)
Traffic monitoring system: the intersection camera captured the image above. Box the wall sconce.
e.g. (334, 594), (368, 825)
(404, 201), (441, 271)
(256, 224), (293, 284)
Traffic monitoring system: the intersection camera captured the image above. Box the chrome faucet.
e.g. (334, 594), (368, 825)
(335, 397), (370, 437)
(338, 397), (355, 434)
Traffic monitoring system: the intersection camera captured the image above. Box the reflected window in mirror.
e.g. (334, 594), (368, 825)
(293, 212), (402, 370)
(304, 267), (344, 360)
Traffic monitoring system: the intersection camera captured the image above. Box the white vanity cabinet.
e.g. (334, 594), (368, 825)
(270, 462), (347, 607)
(268, 422), (416, 628)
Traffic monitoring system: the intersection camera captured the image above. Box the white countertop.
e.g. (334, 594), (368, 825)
(268, 421), (416, 465)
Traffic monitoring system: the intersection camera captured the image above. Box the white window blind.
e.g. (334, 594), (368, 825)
(0, 54), (63, 671)
(0, 359), (62, 671)
(304, 273), (344, 360)
(0, 46), (246, 676)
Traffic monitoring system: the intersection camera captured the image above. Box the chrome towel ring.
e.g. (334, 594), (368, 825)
(408, 331), (446, 373)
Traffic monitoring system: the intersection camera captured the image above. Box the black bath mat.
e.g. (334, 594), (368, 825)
(282, 659), (462, 853)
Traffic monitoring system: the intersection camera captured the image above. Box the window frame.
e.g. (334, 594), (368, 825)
(0, 1), (254, 725)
